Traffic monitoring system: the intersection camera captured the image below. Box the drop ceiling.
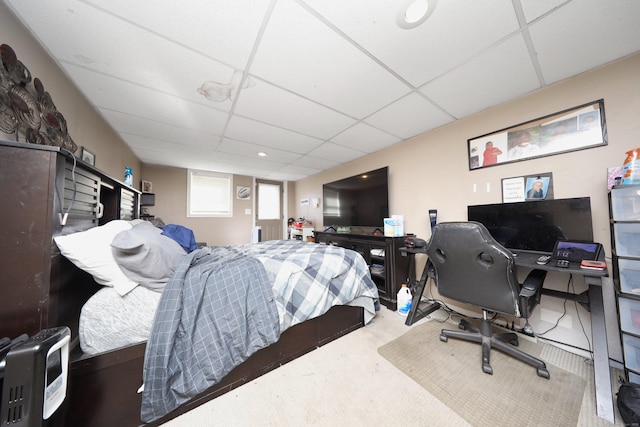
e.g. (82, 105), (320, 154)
(5, 0), (640, 181)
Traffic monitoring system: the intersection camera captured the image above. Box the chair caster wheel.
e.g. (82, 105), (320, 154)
(440, 334), (448, 343)
(482, 364), (493, 375)
(537, 368), (550, 379)
(458, 323), (467, 331)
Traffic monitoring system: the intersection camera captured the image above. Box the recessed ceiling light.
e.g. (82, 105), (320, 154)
(258, 152), (267, 157)
(396, 0), (437, 29)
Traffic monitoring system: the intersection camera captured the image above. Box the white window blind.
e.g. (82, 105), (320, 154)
(187, 170), (232, 217)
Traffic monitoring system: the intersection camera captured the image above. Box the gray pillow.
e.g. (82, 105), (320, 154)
(111, 221), (186, 292)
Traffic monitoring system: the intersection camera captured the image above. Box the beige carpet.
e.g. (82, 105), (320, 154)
(378, 320), (587, 427)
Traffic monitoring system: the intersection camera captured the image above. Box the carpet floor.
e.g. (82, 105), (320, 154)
(379, 320), (587, 426)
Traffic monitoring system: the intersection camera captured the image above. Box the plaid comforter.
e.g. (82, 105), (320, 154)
(141, 240), (378, 422)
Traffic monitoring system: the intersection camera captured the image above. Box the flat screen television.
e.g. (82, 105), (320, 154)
(322, 166), (389, 228)
(467, 197), (593, 253)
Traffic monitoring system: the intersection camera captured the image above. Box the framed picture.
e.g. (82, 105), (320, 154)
(468, 99), (607, 170)
(236, 186), (250, 200)
(141, 180), (153, 193)
(80, 147), (95, 166)
(502, 172), (554, 203)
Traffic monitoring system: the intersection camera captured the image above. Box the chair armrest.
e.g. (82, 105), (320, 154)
(519, 269), (547, 317)
(520, 269), (547, 294)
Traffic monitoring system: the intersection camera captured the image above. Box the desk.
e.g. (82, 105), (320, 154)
(402, 248), (614, 424)
(513, 251), (613, 424)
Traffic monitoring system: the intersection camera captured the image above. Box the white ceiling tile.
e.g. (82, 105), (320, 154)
(306, 142), (367, 164)
(421, 34), (540, 118)
(225, 115), (324, 154)
(331, 123), (401, 154)
(64, 64), (229, 134)
(291, 156), (341, 170)
(217, 138), (302, 163)
(529, 0), (640, 84)
(520, 0), (570, 23)
(365, 93), (453, 139)
(211, 152), (286, 171)
(100, 109), (221, 148)
(234, 77), (356, 139)
(303, 0), (520, 86)
(250, 0), (411, 118)
(83, 0), (270, 70)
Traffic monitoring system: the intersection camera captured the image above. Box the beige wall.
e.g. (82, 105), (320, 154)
(0, 2), (140, 182)
(295, 53), (640, 252)
(140, 165), (256, 246)
(294, 52), (640, 358)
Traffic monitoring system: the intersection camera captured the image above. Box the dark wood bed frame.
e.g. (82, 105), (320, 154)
(1, 141), (367, 427)
(65, 304), (364, 427)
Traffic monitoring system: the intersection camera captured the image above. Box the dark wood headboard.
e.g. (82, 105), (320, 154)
(0, 140), (139, 342)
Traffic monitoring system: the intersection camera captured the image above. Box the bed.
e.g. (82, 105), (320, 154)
(51, 220), (379, 426)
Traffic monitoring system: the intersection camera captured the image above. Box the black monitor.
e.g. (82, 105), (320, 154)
(467, 197), (593, 253)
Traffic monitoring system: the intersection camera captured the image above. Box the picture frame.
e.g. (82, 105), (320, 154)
(502, 172), (554, 203)
(80, 147), (95, 166)
(141, 180), (153, 193)
(468, 99), (607, 170)
(236, 186), (250, 200)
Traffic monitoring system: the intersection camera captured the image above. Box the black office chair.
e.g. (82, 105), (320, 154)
(427, 221), (550, 379)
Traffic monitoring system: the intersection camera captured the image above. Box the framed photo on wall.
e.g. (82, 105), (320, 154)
(468, 99), (607, 170)
(502, 172), (554, 203)
(80, 147), (95, 166)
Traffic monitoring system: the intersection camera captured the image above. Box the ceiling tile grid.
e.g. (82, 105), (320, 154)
(4, 0), (640, 180)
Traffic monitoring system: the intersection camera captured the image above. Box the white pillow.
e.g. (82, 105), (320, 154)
(54, 220), (138, 295)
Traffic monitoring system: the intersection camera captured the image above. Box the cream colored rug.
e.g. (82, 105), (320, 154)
(378, 320), (586, 427)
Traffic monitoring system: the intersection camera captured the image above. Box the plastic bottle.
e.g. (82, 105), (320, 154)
(623, 149), (640, 185)
(124, 167), (133, 186)
(397, 283), (412, 316)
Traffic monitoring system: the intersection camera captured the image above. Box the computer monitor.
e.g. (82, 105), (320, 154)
(467, 197), (593, 253)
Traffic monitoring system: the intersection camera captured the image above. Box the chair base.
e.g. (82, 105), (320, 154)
(440, 318), (550, 379)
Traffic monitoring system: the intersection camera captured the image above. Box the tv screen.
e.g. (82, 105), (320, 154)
(467, 197), (593, 253)
(323, 167), (389, 228)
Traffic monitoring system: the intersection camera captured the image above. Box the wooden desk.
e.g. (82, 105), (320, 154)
(402, 248), (614, 423)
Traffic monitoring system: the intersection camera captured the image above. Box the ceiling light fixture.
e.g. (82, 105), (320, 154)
(396, 0), (437, 29)
(258, 152), (267, 157)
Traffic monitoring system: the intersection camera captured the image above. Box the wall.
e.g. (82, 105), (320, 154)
(139, 165), (256, 246)
(0, 2), (140, 182)
(294, 52), (640, 359)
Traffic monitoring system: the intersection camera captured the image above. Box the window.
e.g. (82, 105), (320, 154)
(257, 182), (280, 220)
(187, 170), (232, 217)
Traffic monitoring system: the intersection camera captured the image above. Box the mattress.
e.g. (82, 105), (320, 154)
(79, 285), (161, 355)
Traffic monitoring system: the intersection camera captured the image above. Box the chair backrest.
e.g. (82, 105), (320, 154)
(426, 221), (521, 316)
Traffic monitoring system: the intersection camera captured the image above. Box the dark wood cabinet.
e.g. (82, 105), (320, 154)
(0, 140), (140, 340)
(314, 232), (411, 310)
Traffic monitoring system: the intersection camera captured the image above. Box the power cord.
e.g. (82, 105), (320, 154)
(53, 148), (78, 226)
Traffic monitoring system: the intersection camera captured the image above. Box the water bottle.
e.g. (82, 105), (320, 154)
(124, 167), (133, 187)
(397, 284), (412, 316)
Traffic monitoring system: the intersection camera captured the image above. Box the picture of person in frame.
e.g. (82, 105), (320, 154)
(525, 177), (550, 199)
